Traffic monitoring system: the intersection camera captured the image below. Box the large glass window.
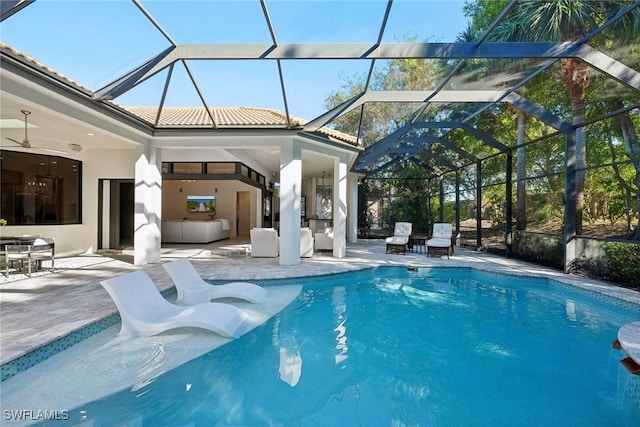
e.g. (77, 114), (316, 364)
(1, 150), (81, 225)
(162, 162), (266, 188)
(172, 163), (203, 174)
(316, 185), (333, 219)
(316, 172), (333, 219)
(206, 162), (235, 174)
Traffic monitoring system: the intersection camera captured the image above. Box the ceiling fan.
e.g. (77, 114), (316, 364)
(4, 110), (68, 155)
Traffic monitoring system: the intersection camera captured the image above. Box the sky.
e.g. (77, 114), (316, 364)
(1, 0), (471, 121)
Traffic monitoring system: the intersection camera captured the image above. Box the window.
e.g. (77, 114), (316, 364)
(316, 171), (332, 219)
(1, 150), (81, 225)
(163, 162), (266, 188)
(172, 163), (203, 174)
(206, 163), (235, 174)
(316, 185), (333, 219)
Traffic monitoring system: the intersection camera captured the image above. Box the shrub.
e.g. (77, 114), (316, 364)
(572, 241), (640, 290)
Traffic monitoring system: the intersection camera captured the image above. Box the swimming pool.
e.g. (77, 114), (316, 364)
(3, 266), (640, 426)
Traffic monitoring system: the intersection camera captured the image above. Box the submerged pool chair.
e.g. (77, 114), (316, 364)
(427, 223), (454, 258)
(162, 258), (268, 305)
(385, 222), (413, 254)
(100, 270), (248, 338)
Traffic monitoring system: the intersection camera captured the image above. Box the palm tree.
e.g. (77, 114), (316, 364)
(489, 0), (640, 237)
(516, 109), (527, 230)
(457, 17), (529, 231)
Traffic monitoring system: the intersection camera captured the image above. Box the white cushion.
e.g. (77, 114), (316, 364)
(432, 223), (452, 239)
(385, 236), (409, 245)
(426, 237), (450, 248)
(393, 222), (412, 237)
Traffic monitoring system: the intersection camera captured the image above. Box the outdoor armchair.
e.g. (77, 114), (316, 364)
(250, 228), (279, 257)
(427, 223), (453, 258)
(314, 227), (334, 251)
(385, 222), (412, 254)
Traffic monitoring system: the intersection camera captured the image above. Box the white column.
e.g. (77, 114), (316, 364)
(134, 145), (162, 265)
(347, 173), (358, 243)
(255, 190), (264, 229)
(279, 143), (302, 265)
(332, 156), (348, 258)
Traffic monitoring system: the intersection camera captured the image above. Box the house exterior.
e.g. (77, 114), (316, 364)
(0, 43), (363, 266)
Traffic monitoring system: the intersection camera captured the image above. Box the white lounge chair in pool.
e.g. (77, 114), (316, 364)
(162, 258), (268, 305)
(100, 270), (248, 338)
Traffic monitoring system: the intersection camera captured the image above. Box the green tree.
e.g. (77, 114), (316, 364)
(485, 0), (640, 237)
(357, 180), (374, 237)
(325, 38), (447, 228)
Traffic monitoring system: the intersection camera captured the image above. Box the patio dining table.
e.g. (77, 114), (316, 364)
(1, 236), (49, 275)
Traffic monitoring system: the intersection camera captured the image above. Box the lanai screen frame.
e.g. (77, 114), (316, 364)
(1, 0), (639, 272)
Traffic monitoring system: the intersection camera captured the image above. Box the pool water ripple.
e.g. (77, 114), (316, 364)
(3, 267), (640, 426)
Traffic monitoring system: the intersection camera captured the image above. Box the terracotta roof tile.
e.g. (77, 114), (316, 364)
(0, 42), (93, 94)
(124, 106), (359, 146)
(1, 43), (359, 147)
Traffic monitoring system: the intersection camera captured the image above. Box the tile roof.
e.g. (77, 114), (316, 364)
(121, 106), (359, 146)
(124, 106), (304, 127)
(0, 42), (93, 94)
(1, 42), (360, 147)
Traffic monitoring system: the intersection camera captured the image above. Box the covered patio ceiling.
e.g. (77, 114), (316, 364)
(0, 0), (639, 177)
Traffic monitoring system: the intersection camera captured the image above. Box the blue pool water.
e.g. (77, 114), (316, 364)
(29, 267), (640, 425)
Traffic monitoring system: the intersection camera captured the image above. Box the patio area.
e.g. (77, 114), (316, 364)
(3, 238), (639, 371)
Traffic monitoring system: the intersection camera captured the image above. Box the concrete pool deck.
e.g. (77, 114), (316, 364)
(2, 239), (640, 367)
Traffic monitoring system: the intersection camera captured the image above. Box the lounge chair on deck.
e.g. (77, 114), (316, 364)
(100, 270), (248, 338)
(385, 222), (413, 254)
(427, 223), (454, 258)
(162, 258), (267, 305)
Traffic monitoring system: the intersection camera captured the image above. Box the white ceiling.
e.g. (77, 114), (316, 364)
(0, 94), (133, 154)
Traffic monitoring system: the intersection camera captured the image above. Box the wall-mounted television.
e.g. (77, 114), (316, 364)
(187, 195), (216, 213)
